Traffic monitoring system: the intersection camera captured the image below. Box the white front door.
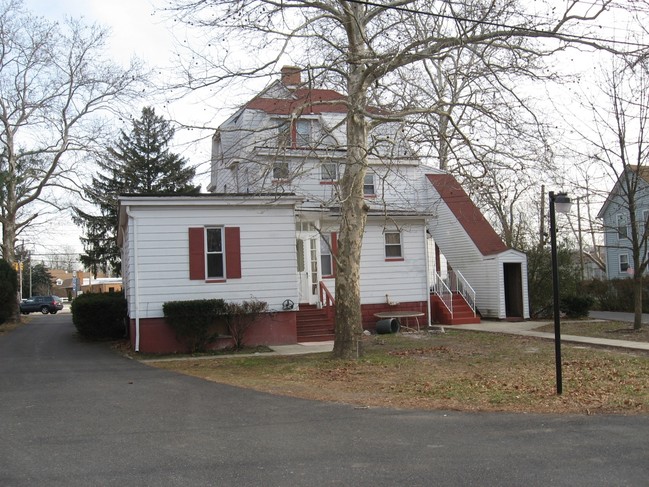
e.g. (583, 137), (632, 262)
(296, 233), (320, 305)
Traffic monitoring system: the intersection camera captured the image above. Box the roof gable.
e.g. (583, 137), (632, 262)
(426, 173), (508, 256)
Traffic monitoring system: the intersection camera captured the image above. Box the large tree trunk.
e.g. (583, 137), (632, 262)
(333, 10), (369, 359)
(633, 274), (643, 331)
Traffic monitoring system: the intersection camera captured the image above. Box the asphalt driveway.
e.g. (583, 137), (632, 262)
(1, 312), (648, 486)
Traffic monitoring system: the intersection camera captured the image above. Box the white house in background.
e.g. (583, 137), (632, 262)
(118, 66), (529, 354)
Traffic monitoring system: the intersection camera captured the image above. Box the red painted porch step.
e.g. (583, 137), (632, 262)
(296, 305), (335, 342)
(430, 293), (481, 325)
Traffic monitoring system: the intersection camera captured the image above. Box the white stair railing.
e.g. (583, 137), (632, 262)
(431, 273), (453, 316)
(450, 270), (476, 317)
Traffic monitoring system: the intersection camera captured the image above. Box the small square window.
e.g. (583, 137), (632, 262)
(321, 163), (338, 181)
(273, 162), (289, 180)
(385, 232), (402, 258)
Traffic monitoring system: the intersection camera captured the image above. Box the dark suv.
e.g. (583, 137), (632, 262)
(19, 295), (64, 315)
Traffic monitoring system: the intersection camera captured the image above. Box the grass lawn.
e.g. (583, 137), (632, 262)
(147, 329), (649, 415)
(535, 320), (649, 342)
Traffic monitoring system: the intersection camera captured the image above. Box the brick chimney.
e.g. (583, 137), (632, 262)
(281, 66), (301, 86)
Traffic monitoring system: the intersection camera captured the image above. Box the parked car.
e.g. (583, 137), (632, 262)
(19, 295), (64, 315)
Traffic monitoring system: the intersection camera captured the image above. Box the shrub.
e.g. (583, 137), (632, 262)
(560, 294), (594, 319)
(163, 299), (227, 353)
(71, 292), (127, 340)
(223, 299), (269, 350)
(0, 259), (17, 324)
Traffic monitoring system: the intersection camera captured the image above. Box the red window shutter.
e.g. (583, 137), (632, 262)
(331, 232), (338, 277)
(188, 228), (205, 280)
(225, 227), (242, 279)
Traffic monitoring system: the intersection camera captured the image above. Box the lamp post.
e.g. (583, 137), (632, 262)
(549, 191), (572, 395)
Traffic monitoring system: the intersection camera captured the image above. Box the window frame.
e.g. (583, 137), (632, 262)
(205, 227), (225, 280)
(320, 234), (336, 277)
(384, 231), (403, 261)
(295, 119), (312, 147)
(320, 162), (338, 182)
(616, 213), (629, 239)
(272, 161), (289, 181)
(189, 227), (241, 282)
(363, 173), (375, 196)
(619, 253), (630, 274)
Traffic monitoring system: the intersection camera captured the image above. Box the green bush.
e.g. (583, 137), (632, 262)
(583, 278), (649, 312)
(71, 292), (127, 340)
(0, 260), (18, 324)
(560, 294), (594, 318)
(163, 299), (228, 353)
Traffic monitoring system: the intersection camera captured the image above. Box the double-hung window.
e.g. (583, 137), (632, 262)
(617, 213), (628, 239)
(206, 227), (224, 279)
(364, 173), (375, 196)
(620, 254), (629, 274)
(277, 120), (291, 148)
(189, 227), (241, 281)
(296, 119), (311, 147)
(385, 232), (403, 260)
(320, 234), (335, 277)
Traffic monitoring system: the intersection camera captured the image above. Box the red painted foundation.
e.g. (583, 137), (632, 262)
(129, 311), (298, 354)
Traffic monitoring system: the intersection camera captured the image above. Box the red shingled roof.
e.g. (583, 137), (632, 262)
(246, 88), (348, 115)
(426, 173), (508, 256)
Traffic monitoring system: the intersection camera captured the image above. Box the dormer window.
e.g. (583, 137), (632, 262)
(273, 117), (317, 149)
(296, 120), (312, 147)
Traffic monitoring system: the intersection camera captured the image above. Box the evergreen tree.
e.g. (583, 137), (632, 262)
(74, 107), (199, 276)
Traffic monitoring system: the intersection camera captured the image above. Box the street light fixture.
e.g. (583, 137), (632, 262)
(549, 191), (572, 395)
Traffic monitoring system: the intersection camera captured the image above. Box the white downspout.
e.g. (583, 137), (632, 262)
(126, 207), (141, 352)
(424, 225), (432, 328)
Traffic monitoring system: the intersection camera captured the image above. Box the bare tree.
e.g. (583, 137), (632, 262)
(578, 61), (649, 329)
(168, 0), (643, 358)
(0, 0), (145, 264)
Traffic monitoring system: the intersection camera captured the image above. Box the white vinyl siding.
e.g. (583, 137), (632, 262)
(121, 201), (299, 319)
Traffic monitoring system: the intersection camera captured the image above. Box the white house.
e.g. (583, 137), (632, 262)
(118, 66), (529, 353)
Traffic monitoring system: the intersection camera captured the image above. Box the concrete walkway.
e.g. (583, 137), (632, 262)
(271, 316), (649, 356)
(452, 320), (649, 352)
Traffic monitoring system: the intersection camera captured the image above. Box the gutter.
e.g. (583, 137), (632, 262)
(126, 207), (141, 352)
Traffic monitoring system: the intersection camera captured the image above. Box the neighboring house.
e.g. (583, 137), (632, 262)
(597, 165), (649, 280)
(118, 66), (529, 353)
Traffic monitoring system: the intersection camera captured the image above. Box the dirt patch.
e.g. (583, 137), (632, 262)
(148, 330), (649, 415)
